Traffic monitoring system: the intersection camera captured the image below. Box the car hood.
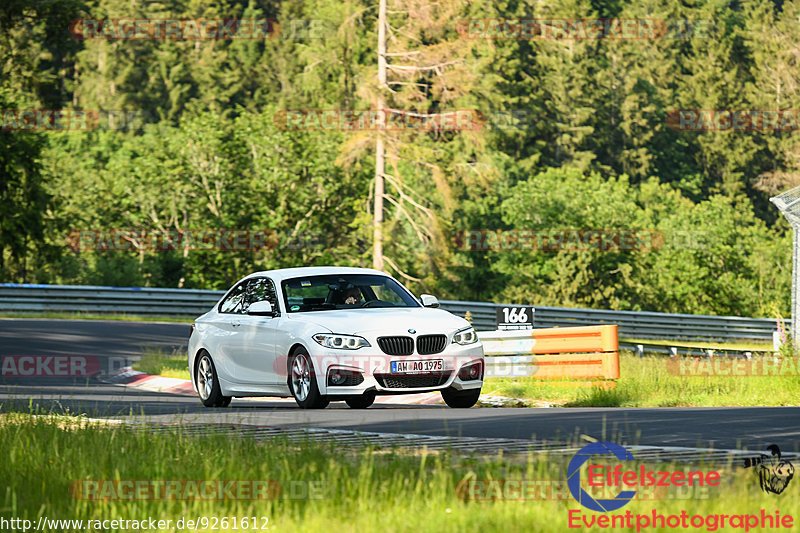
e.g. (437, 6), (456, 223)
(289, 307), (471, 336)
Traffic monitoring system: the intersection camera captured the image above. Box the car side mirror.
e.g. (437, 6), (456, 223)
(420, 294), (440, 308)
(248, 300), (275, 316)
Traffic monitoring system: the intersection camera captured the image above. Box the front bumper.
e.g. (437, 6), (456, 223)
(310, 341), (484, 396)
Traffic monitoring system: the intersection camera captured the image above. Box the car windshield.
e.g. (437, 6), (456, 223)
(282, 274), (420, 312)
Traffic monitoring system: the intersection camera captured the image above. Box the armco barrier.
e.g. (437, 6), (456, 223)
(0, 283), (222, 316)
(479, 325), (620, 383)
(441, 301), (777, 342)
(0, 283), (779, 342)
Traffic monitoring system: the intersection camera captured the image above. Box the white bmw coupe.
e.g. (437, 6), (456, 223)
(188, 267), (484, 409)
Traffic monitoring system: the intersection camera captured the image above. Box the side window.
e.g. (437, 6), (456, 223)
(219, 281), (249, 314)
(245, 277), (280, 315)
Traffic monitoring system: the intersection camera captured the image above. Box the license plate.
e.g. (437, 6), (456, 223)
(391, 359), (443, 374)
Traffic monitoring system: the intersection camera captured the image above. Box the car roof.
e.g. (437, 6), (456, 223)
(243, 266), (389, 283)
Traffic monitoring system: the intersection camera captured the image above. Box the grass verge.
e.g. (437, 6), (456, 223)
(137, 350), (800, 407)
(133, 349), (190, 380)
(0, 312), (192, 323)
(484, 352), (800, 407)
(0, 414), (794, 533)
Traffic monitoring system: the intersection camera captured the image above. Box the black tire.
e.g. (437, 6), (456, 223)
(441, 387), (481, 408)
(289, 347), (329, 409)
(345, 392), (376, 409)
(195, 352), (232, 408)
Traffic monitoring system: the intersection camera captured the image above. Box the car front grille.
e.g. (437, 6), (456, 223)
(377, 336), (414, 355)
(376, 372), (451, 389)
(416, 334), (447, 355)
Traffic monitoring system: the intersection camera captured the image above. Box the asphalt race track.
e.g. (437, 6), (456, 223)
(2, 318), (799, 453)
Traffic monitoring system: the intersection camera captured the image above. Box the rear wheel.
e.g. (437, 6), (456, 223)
(289, 347), (329, 409)
(195, 353), (232, 408)
(441, 387), (481, 408)
(345, 392), (376, 409)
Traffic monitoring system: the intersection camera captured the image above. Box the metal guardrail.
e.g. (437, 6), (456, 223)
(439, 300), (778, 342)
(0, 283), (222, 317)
(0, 283), (779, 342)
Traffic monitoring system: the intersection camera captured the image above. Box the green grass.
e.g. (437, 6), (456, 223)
(484, 352), (800, 407)
(0, 413), (796, 533)
(133, 349), (190, 380)
(0, 312), (192, 323)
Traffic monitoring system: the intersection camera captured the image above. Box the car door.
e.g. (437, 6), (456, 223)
(209, 279), (250, 382)
(234, 277), (281, 385)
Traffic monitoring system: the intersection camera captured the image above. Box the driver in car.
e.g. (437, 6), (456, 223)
(343, 286), (362, 305)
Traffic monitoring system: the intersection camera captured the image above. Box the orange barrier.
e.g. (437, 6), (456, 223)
(528, 352), (619, 381)
(481, 325), (620, 383)
(529, 325), (618, 355)
(531, 325), (619, 380)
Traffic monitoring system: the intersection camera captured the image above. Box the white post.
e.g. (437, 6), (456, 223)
(793, 228), (799, 344)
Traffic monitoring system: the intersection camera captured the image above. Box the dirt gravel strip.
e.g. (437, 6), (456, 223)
(99, 367), (445, 405)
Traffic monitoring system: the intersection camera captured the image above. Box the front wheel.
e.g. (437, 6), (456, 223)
(289, 348), (329, 409)
(345, 392), (376, 409)
(195, 353), (232, 408)
(441, 387), (481, 408)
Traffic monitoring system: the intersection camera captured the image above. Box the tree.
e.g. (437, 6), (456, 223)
(0, 90), (48, 282)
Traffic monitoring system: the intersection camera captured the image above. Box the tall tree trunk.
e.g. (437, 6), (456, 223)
(373, 0), (387, 271)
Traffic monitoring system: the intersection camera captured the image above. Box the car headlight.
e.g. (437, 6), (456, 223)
(452, 327), (478, 345)
(313, 333), (370, 350)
